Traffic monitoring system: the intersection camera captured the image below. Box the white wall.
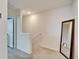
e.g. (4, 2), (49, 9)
(17, 13), (32, 54)
(22, 5), (73, 51)
(72, 0), (78, 59)
(17, 33), (32, 54)
(8, 4), (20, 17)
(0, 0), (7, 59)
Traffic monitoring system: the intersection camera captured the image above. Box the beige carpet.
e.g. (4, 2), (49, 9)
(32, 46), (66, 59)
(8, 47), (32, 59)
(8, 47), (66, 59)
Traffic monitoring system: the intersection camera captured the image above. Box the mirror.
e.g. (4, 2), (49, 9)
(60, 19), (74, 59)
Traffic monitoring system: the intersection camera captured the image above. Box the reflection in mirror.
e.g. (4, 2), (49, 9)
(62, 22), (72, 58)
(60, 19), (74, 59)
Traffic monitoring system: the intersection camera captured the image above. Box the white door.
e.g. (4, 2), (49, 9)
(7, 17), (14, 48)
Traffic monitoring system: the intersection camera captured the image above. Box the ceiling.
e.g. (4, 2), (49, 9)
(8, 0), (72, 14)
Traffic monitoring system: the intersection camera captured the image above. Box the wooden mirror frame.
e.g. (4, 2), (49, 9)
(60, 19), (75, 59)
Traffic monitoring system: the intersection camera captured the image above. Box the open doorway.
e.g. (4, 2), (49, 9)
(7, 16), (14, 48)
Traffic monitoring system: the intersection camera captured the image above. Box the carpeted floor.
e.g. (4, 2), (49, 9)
(8, 46), (66, 59)
(32, 46), (66, 59)
(8, 47), (32, 59)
